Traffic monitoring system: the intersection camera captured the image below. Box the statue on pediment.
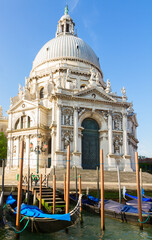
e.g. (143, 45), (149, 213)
(105, 79), (111, 93)
(19, 84), (22, 93)
(121, 86), (127, 101)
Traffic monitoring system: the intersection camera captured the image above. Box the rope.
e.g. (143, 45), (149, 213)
(14, 218), (30, 234)
(3, 203), (7, 209)
(138, 214), (150, 224)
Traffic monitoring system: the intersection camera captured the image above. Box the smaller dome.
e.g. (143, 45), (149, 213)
(60, 14), (72, 21)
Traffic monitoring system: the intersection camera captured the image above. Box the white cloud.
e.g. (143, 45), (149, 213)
(69, 0), (79, 12)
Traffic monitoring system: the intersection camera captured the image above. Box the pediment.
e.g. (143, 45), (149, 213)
(9, 99), (37, 112)
(74, 87), (117, 102)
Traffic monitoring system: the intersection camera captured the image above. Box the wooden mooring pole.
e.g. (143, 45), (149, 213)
(66, 145), (70, 214)
(39, 174), (42, 210)
(53, 174), (56, 214)
(79, 174), (83, 223)
(135, 152), (143, 230)
(97, 166), (100, 203)
(140, 168), (143, 203)
(100, 149), (105, 231)
(64, 173), (66, 202)
(16, 140), (24, 238)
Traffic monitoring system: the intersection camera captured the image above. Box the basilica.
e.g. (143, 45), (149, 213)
(7, 6), (138, 171)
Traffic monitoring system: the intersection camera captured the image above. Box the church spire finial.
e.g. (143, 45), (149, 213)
(65, 5), (69, 15)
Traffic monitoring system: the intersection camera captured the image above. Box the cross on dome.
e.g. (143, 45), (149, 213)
(56, 5), (75, 37)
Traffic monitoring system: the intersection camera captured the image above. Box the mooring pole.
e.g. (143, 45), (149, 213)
(75, 166), (78, 201)
(16, 140), (24, 238)
(135, 152), (143, 230)
(140, 168), (143, 203)
(100, 149), (105, 231)
(53, 174), (56, 214)
(97, 166), (100, 203)
(79, 174), (83, 223)
(64, 173), (66, 202)
(117, 165), (121, 203)
(39, 174), (42, 210)
(66, 145), (70, 214)
(27, 158), (30, 205)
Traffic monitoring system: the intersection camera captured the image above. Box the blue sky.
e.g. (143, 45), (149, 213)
(0, 0), (152, 157)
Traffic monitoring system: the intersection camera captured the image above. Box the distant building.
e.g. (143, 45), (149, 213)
(6, 6), (138, 171)
(0, 106), (8, 136)
(139, 158), (152, 173)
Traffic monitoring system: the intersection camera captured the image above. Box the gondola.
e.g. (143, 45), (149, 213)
(0, 192), (3, 224)
(70, 194), (152, 225)
(5, 194), (81, 233)
(123, 187), (152, 202)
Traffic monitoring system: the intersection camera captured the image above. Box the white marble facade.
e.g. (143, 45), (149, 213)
(7, 7), (138, 171)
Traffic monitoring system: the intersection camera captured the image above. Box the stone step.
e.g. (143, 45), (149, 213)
(47, 201), (65, 206)
(41, 198), (62, 201)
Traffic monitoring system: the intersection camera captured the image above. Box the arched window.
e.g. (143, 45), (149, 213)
(40, 87), (44, 99)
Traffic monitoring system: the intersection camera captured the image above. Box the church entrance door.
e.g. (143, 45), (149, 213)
(82, 118), (99, 169)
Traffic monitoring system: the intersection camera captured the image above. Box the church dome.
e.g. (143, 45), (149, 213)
(32, 6), (101, 71)
(32, 35), (101, 70)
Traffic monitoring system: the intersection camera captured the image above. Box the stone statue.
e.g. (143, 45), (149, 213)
(89, 68), (96, 86)
(114, 139), (120, 154)
(96, 72), (100, 85)
(121, 87), (126, 97)
(128, 102), (134, 113)
(19, 84), (22, 93)
(105, 79), (111, 93)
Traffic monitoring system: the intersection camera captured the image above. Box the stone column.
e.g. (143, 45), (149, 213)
(16, 136), (20, 168)
(52, 99), (55, 123)
(56, 104), (62, 151)
(7, 136), (12, 169)
(74, 107), (78, 152)
(108, 111), (113, 154)
(123, 113), (128, 155)
(25, 135), (30, 168)
(51, 130), (55, 167)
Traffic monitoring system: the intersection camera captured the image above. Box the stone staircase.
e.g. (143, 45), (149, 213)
(31, 186), (65, 213)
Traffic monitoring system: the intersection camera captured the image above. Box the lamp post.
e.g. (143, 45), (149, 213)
(30, 137), (48, 175)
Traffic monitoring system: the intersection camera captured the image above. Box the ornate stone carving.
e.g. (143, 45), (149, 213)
(96, 110), (108, 122)
(61, 107), (74, 125)
(113, 134), (123, 154)
(61, 130), (73, 149)
(13, 145), (16, 154)
(112, 114), (122, 130)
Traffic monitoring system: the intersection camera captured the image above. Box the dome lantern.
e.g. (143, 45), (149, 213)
(56, 5), (75, 37)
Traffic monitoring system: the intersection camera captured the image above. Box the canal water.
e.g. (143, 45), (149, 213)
(0, 212), (152, 240)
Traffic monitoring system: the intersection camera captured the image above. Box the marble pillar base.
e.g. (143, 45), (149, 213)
(123, 155), (133, 172)
(55, 151), (65, 167)
(72, 152), (82, 168)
